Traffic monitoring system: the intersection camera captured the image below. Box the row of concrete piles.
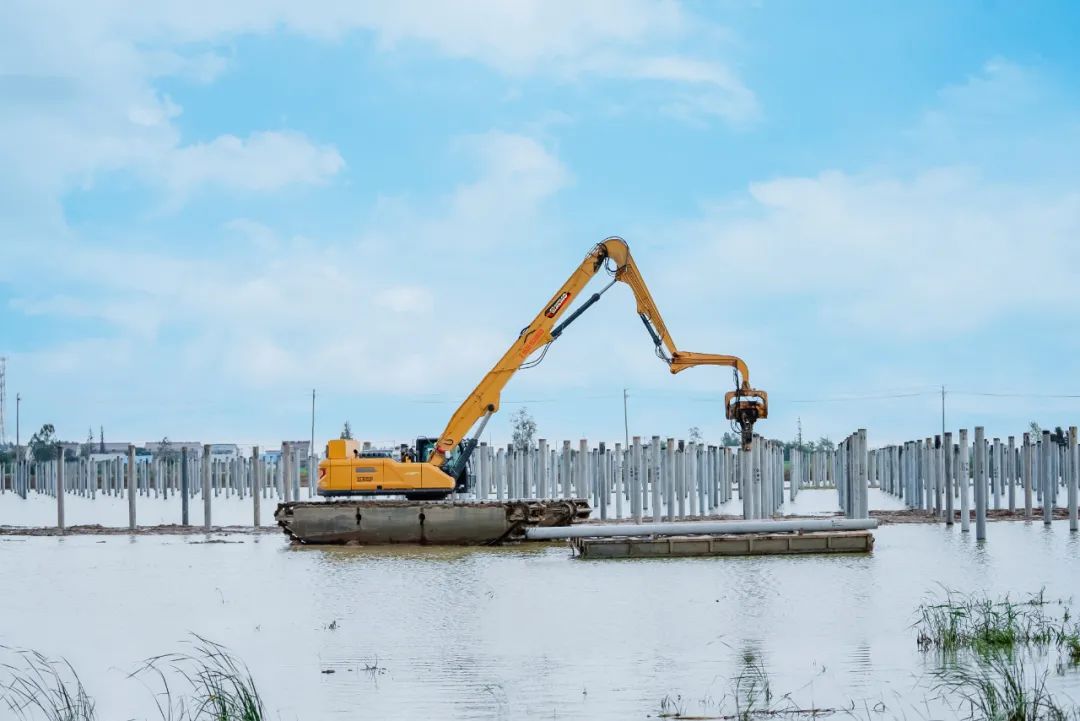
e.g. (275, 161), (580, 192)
(4, 436), (801, 530)
(462, 436), (784, 521)
(874, 426), (1080, 539)
(0, 442), (317, 531)
(787, 429), (870, 519)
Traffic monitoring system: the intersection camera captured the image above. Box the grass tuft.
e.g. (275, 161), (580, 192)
(0, 636), (266, 721)
(915, 588), (1080, 662)
(131, 635), (264, 721)
(734, 652), (773, 720)
(1, 648), (96, 721)
(934, 651), (1079, 721)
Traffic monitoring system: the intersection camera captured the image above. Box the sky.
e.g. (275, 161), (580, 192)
(2, 1), (1080, 450)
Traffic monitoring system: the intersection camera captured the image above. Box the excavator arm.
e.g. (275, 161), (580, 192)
(431, 237), (767, 480)
(611, 242), (769, 450)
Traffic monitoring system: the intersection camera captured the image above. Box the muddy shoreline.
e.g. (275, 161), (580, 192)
(0, 507), (1070, 537)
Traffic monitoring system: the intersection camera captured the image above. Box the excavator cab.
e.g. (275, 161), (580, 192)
(416, 437), (438, 463)
(417, 436), (471, 492)
(725, 387), (769, 451)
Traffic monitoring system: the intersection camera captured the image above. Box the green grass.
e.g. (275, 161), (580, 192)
(934, 652), (1080, 721)
(1, 648), (95, 721)
(915, 588), (1080, 660)
(133, 635), (264, 721)
(2, 637), (263, 721)
(733, 652), (773, 719)
(1068, 638), (1080, 665)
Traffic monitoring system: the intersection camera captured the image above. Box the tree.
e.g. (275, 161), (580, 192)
(29, 424), (58, 462)
(1029, 421), (1042, 439)
(816, 436), (835, 452)
(688, 426), (703, 444)
(511, 407), (537, 451)
(340, 421), (354, 440)
(81, 427), (95, 458)
(156, 436), (178, 462)
(720, 431), (741, 447)
(784, 436), (818, 456)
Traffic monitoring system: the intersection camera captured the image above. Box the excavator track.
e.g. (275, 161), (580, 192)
(275, 498), (591, 545)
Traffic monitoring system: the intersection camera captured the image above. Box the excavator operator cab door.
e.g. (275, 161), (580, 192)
(416, 437), (439, 463)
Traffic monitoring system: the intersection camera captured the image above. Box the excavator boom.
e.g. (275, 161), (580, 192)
(318, 236), (767, 499)
(432, 237), (767, 470)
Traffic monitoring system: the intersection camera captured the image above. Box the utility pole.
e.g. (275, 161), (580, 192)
(15, 392), (21, 448)
(622, 388), (629, 448)
(0, 356), (6, 445)
(941, 385), (946, 439)
(310, 389), (316, 460)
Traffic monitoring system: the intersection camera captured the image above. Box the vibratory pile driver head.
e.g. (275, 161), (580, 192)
(725, 384), (768, 451)
(667, 350), (768, 452)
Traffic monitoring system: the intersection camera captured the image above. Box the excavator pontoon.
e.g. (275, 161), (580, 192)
(315, 237), (767, 501)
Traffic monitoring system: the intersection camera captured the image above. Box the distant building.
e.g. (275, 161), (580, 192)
(144, 441), (204, 458)
(73, 442), (135, 462)
(209, 443), (239, 459)
(282, 441), (311, 456)
(88, 452), (127, 463)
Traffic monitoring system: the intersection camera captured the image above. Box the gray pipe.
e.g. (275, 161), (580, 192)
(524, 516), (878, 541)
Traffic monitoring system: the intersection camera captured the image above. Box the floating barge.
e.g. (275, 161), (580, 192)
(275, 498), (590, 545)
(570, 529), (875, 559)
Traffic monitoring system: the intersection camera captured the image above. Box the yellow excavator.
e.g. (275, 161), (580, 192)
(318, 237), (767, 500)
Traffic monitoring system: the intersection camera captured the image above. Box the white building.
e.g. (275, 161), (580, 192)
(209, 443), (239, 459)
(143, 441), (204, 458)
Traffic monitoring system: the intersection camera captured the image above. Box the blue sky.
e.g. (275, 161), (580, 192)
(2, 1), (1079, 450)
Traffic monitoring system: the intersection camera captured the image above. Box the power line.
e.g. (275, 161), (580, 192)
(788, 391), (935, 403)
(950, 391), (1080, 399)
(404, 387), (1080, 406)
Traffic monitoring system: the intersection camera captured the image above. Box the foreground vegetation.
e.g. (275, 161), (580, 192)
(919, 588), (1080, 721)
(915, 588), (1080, 660)
(2, 636), (263, 721)
(659, 590), (1080, 721)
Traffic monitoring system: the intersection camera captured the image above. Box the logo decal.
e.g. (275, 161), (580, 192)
(545, 292), (571, 318)
(520, 329), (544, 358)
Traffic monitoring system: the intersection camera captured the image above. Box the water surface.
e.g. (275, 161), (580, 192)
(1, 491), (1078, 719)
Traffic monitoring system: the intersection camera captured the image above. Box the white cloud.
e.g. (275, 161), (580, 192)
(0, 3), (346, 209)
(610, 55), (758, 124)
(674, 166), (1080, 335)
(358, 131), (572, 251)
(7, 131), (568, 402)
(432, 131), (571, 243)
(905, 60), (1079, 178)
(0, 1), (749, 204)
(9, 296), (161, 338)
(660, 58), (1080, 341)
(353, 0), (684, 73)
(375, 286), (435, 314)
(162, 131), (344, 198)
(0, 0), (749, 220)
